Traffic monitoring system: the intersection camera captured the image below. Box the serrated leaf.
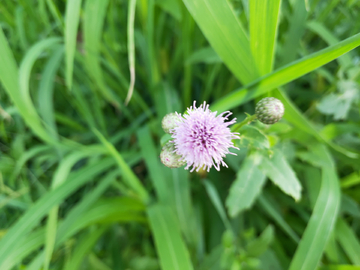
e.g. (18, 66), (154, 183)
(259, 150), (302, 201)
(226, 153), (266, 217)
(238, 125), (270, 150)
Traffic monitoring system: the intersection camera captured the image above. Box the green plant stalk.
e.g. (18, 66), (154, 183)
(231, 114), (257, 133)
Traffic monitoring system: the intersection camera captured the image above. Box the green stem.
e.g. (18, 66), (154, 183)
(232, 114), (257, 133)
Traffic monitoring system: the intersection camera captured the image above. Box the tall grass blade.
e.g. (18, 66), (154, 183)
(211, 32), (360, 112)
(125, 0), (137, 105)
(65, 0), (82, 89)
(289, 144), (341, 270)
(147, 204), (194, 270)
(182, 0), (258, 84)
(249, 0), (281, 75)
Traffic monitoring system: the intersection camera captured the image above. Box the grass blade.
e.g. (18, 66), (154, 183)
(65, 0), (82, 89)
(335, 218), (360, 265)
(249, 0), (281, 75)
(289, 144), (341, 270)
(136, 125), (168, 203)
(84, 0), (118, 106)
(0, 158), (114, 267)
(125, 0), (136, 105)
(182, 0), (258, 84)
(38, 45), (63, 140)
(147, 204), (194, 270)
(211, 32), (360, 112)
(0, 28), (57, 144)
(92, 128), (149, 203)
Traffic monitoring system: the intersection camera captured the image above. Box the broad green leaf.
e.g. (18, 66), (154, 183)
(182, 0), (258, 84)
(249, 0), (281, 75)
(289, 144), (341, 270)
(147, 204), (194, 270)
(211, 32), (360, 112)
(237, 125), (270, 150)
(259, 150), (302, 201)
(226, 153), (266, 217)
(65, 0), (82, 89)
(316, 80), (359, 120)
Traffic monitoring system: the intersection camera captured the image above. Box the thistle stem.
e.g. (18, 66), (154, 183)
(231, 114), (257, 133)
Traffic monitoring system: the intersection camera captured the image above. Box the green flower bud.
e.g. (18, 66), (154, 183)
(255, 97), (284, 125)
(160, 142), (186, 168)
(161, 113), (181, 134)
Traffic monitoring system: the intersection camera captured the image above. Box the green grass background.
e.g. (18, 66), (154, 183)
(0, 0), (360, 269)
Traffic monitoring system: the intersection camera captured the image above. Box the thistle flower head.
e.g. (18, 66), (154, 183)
(171, 101), (239, 172)
(161, 113), (181, 134)
(160, 142), (186, 168)
(255, 97), (285, 125)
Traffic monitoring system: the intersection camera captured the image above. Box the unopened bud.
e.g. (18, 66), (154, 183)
(160, 142), (185, 168)
(255, 97), (284, 125)
(161, 113), (181, 134)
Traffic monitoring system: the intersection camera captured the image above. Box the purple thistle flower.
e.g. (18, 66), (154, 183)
(171, 101), (240, 172)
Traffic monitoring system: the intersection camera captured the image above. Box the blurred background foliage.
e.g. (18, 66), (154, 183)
(0, 0), (360, 269)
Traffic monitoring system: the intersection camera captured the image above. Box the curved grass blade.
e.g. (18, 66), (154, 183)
(38, 45), (63, 140)
(0, 158), (114, 266)
(0, 28), (58, 144)
(125, 0), (137, 105)
(8, 168), (125, 270)
(211, 32), (360, 112)
(64, 226), (108, 270)
(335, 218), (360, 265)
(44, 151), (91, 270)
(92, 128), (149, 203)
(289, 144), (341, 270)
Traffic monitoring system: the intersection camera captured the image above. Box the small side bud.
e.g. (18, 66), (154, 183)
(255, 97), (284, 125)
(161, 113), (181, 134)
(160, 142), (185, 168)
